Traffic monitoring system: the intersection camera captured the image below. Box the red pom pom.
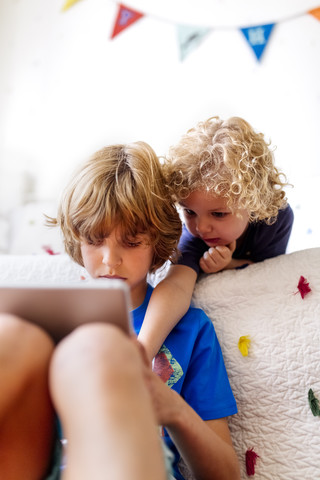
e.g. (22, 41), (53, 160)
(42, 245), (60, 256)
(297, 275), (311, 299)
(246, 448), (259, 476)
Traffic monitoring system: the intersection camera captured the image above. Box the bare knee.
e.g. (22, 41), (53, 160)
(0, 313), (54, 370)
(0, 314), (54, 422)
(52, 323), (137, 370)
(50, 324), (142, 401)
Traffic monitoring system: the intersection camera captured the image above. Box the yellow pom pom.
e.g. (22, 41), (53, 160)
(238, 335), (251, 356)
(61, 0), (83, 12)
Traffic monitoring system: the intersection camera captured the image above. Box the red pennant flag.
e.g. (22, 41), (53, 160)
(110, 4), (144, 39)
(309, 7), (320, 21)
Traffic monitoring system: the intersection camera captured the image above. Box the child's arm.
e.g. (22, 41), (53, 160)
(138, 264), (197, 361)
(143, 366), (240, 480)
(168, 404), (240, 480)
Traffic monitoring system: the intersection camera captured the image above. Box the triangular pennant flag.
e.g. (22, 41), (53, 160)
(309, 7), (320, 21)
(110, 4), (144, 39)
(241, 23), (275, 61)
(61, 0), (83, 12)
(177, 25), (211, 61)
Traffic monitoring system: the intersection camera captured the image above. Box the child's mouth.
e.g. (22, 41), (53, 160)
(202, 238), (221, 246)
(99, 275), (126, 281)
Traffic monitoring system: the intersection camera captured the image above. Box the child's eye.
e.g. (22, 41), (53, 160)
(125, 239), (143, 248)
(184, 208), (195, 216)
(126, 241), (141, 247)
(211, 212), (228, 218)
(86, 238), (103, 247)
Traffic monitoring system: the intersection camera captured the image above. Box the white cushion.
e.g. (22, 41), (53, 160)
(192, 247), (320, 479)
(0, 254), (85, 284)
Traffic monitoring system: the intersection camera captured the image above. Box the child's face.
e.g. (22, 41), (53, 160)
(80, 227), (154, 309)
(179, 190), (249, 248)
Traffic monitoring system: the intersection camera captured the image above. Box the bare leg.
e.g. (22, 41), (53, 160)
(49, 323), (167, 480)
(0, 314), (55, 480)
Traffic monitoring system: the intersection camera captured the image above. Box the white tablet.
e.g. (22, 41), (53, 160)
(0, 279), (133, 343)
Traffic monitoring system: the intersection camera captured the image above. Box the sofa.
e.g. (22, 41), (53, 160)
(0, 247), (319, 479)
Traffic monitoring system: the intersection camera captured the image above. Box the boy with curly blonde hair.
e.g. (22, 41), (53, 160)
(139, 116), (294, 360)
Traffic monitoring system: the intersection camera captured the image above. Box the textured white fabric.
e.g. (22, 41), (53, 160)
(0, 249), (319, 478)
(192, 247), (320, 479)
(0, 254), (86, 284)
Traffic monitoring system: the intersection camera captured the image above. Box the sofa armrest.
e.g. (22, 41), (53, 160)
(192, 247), (320, 479)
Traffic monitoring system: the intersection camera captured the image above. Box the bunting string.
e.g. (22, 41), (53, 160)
(61, 1), (320, 62)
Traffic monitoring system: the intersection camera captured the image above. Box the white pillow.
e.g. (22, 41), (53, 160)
(192, 247), (320, 479)
(0, 254), (85, 284)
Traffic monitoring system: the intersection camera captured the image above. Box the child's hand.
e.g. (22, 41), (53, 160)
(143, 362), (179, 427)
(199, 240), (236, 273)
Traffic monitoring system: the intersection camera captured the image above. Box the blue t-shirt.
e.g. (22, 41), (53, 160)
(133, 284), (237, 480)
(178, 204), (294, 274)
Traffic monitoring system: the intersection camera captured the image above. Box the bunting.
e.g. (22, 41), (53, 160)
(309, 7), (320, 21)
(110, 4), (144, 39)
(241, 24), (275, 61)
(61, 1), (320, 62)
(177, 25), (212, 61)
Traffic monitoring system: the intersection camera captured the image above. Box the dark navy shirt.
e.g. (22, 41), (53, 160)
(177, 205), (294, 274)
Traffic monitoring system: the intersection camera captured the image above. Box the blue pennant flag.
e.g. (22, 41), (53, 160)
(241, 23), (275, 61)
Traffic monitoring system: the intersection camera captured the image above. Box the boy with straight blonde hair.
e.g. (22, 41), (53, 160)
(0, 141), (240, 480)
(55, 140), (239, 480)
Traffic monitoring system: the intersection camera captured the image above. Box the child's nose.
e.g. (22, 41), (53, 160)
(101, 246), (121, 268)
(196, 216), (212, 235)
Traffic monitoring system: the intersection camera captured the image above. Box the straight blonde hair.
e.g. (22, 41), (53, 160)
(49, 142), (181, 271)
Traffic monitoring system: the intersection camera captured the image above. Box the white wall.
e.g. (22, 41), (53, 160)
(0, 0), (319, 251)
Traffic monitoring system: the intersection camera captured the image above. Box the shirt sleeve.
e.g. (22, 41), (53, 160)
(266, 204), (294, 257)
(177, 226), (207, 274)
(180, 309), (237, 420)
(234, 204), (294, 263)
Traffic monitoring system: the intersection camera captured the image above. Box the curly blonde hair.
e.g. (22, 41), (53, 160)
(163, 116), (290, 223)
(48, 142), (181, 271)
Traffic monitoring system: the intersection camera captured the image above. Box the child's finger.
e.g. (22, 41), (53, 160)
(200, 250), (223, 273)
(210, 245), (230, 259)
(200, 245), (233, 273)
(202, 251), (218, 267)
(200, 257), (219, 273)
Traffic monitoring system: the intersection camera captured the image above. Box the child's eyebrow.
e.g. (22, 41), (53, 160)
(178, 201), (226, 212)
(209, 207), (228, 212)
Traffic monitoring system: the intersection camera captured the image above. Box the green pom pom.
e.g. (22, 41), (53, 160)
(308, 388), (320, 417)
